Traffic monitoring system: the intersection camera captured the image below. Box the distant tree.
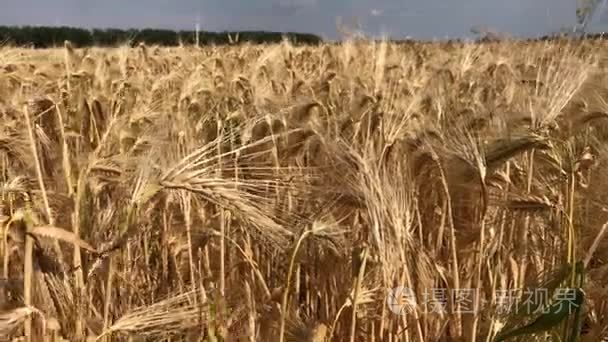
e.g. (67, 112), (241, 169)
(0, 25), (323, 48)
(470, 25), (507, 42)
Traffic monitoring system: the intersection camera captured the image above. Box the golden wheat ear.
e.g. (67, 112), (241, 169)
(484, 134), (549, 169)
(28, 226), (97, 253)
(0, 306), (45, 337)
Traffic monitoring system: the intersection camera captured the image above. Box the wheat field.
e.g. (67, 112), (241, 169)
(1, 38), (608, 341)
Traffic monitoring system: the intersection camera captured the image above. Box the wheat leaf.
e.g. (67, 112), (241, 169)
(30, 225), (97, 253)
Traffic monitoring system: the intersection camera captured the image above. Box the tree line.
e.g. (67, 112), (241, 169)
(0, 25), (323, 48)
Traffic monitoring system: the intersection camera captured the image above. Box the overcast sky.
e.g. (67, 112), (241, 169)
(1, 0), (607, 40)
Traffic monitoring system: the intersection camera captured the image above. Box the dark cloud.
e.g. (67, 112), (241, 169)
(0, 0), (607, 40)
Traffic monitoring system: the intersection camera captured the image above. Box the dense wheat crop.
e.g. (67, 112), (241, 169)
(1, 38), (608, 341)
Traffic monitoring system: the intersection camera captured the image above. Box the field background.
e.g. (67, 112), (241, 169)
(1, 38), (608, 341)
